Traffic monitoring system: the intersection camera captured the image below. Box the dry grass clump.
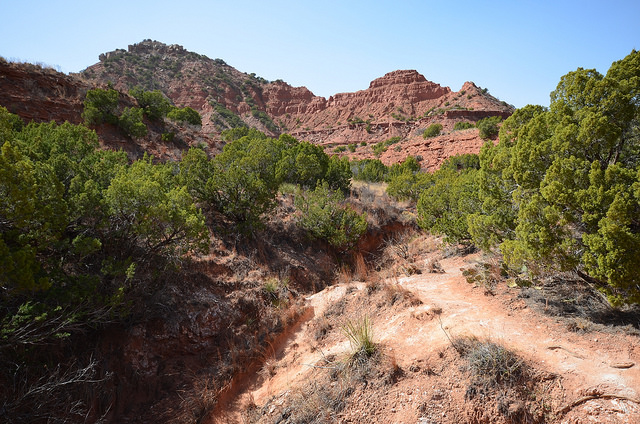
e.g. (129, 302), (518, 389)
(378, 231), (439, 279)
(462, 257), (506, 295)
(425, 258), (445, 273)
(454, 336), (526, 390)
(342, 316), (377, 368)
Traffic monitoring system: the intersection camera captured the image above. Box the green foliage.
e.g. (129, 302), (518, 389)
(212, 103), (246, 129)
(82, 88), (119, 125)
(371, 136), (402, 157)
(204, 135), (285, 231)
(162, 132), (175, 142)
(129, 87), (172, 120)
(325, 155), (353, 193)
(352, 159), (388, 182)
(118, 107), (147, 138)
(167, 106), (202, 126)
(454, 121), (475, 131)
(386, 156), (421, 181)
(417, 167), (480, 245)
(467, 50), (640, 304)
(0, 111), (209, 352)
(277, 141), (329, 189)
(440, 153), (480, 171)
(105, 156), (209, 259)
(372, 142), (387, 157)
(348, 143), (357, 152)
(386, 156), (431, 202)
(387, 170), (433, 202)
(476, 116), (502, 139)
(250, 107), (279, 133)
(423, 123), (443, 138)
(221, 126), (268, 142)
(295, 182), (367, 249)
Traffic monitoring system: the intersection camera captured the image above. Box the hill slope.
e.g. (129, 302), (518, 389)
(80, 40), (514, 166)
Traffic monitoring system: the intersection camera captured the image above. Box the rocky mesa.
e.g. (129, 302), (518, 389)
(80, 40), (514, 166)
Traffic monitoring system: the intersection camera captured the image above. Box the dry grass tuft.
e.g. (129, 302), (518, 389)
(342, 316), (377, 368)
(453, 336), (526, 390)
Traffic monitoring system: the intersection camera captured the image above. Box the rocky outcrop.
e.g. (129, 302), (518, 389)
(4, 40), (516, 166)
(0, 59), (87, 124)
(0, 59), (213, 161)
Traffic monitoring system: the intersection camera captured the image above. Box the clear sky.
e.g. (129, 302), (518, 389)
(1, 0), (638, 108)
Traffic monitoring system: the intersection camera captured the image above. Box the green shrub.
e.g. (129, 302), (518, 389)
(129, 87), (172, 120)
(372, 142), (387, 157)
(161, 132), (175, 142)
(82, 88), (119, 125)
(212, 103), (246, 129)
(167, 106), (202, 126)
(417, 167), (480, 245)
(295, 182), (367, 249)
(118, 107), (147, 138)
(454, 121), (475, 131)
(348, 143), (357, 152)
(352, 159), (388, 182)
(476, 116), (502, 139)
(440, 153), (480, 171)
(423, 123), (443, 138)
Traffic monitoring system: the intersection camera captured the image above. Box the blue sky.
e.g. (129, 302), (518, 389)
(1, 0), (638, 108)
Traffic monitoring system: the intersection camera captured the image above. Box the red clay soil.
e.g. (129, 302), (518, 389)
(212, 250), (640, 423)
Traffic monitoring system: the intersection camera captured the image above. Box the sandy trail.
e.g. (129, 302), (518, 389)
(395, 254), (640, 399)
(214, 253), (640, 423)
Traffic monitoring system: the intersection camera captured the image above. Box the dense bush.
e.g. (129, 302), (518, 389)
(294, 182), (367, 249)
(118, 106), (147, 138)
(179, 131), (350, 232)
(454, 121), (475, 131)
(277, 141), (329, 189)
(386, 156), (432, 202)
(352, 159), (388, 182)
(0, 109), (209, 416)
(82, 87), (119, 125)
(476, 116), (502, 139)
(440, 153), (480, 171)
(416, 166), (480, 244)
(418, 50), (640, 305)
(129, 87), (172, 120)
(423, 123), (443, 138)
(167, 106), (202, 126)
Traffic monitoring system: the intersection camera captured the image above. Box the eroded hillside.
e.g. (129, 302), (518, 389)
(80, 40), (513, 166)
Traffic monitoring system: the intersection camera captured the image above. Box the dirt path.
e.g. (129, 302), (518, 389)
(213, 253), (640, 423)
(396, 254), (640, 399)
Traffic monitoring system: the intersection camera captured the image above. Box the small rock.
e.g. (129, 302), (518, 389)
(610, 362), (635, 369)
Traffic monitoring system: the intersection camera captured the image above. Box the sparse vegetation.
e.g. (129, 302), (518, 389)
(454, 337), (525, 389)
(342, 316), (377, 366)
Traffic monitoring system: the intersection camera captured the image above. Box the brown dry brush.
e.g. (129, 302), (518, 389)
(1, 355), (112, 424)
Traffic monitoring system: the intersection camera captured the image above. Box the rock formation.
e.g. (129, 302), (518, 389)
(2, 40), (515, 167)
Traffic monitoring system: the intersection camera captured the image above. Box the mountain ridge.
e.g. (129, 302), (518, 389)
(1, 39), (514, 167)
